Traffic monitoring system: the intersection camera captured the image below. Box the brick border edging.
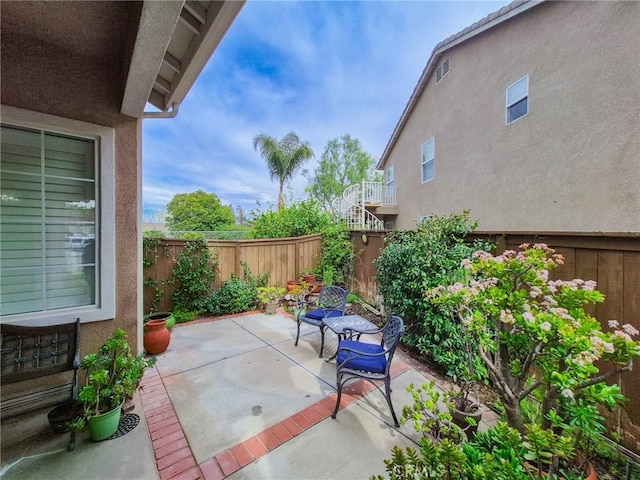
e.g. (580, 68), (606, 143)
(139, 358), (411, 480)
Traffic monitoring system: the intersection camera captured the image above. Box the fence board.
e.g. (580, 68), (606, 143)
(143, 234), (322, 314)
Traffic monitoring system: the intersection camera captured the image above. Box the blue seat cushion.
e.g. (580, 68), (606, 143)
(304, 308), (343, 322)
(337, 340), (387, 373)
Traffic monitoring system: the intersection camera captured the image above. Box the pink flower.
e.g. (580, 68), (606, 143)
(608, 320), (620, 329)
(540, 322), (552, 332)
(500, 310), (516, 324)
(622, 324), (639, 337)
(583, 280), (597, 291)
(523, 312), (535, 324)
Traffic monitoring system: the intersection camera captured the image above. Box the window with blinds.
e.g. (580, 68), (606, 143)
(1, 125), (97, 316)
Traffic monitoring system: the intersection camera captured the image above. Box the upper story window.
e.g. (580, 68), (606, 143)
(506, 75), (529, 124)
(421, 137), (435, 183)
(385, 166), (394, 186)
(1, 107), (115, 325)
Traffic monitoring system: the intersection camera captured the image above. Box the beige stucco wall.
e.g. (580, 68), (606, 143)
(384, 1), (640, 233)
(1, 20), (141, 398)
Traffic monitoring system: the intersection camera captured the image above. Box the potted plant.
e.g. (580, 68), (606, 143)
(257, 286), (286, 314)
(448, 382), (483, 441)
(401, 381), (466, 444)
(72, 329), (155, 441)
(431, 243), (640, 476)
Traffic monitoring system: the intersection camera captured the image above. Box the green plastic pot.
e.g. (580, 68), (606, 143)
(87, 403), (123, 441)
(143, 312), (175, 331)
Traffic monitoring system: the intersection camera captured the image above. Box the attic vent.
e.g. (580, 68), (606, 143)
(436, 58), (450, 84)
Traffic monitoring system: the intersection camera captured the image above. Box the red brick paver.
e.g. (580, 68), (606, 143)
(199, 458), (224, 480)
(215, 450), (240, 477)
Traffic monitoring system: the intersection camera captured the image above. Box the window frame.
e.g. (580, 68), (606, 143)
(1, 106), (116, 326)
(506, 74), (529, 124)
(421, 137), (435, 184)
(385, 166), (394, 186)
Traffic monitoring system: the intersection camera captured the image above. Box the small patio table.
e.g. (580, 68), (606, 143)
(322, 314), (378, 361)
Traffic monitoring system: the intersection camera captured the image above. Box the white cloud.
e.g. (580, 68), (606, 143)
(142, 0), (510, 216)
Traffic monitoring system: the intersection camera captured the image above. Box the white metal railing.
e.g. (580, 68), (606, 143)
(333, 181), (396, 231)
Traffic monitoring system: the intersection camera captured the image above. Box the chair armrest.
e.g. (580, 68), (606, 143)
(342, 326), (380, 340)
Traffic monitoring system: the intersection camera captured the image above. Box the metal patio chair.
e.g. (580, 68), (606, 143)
(331, 315), (405, 426)
(294, 285), (348, 357)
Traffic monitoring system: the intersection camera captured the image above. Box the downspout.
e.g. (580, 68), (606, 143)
(142, 103), (179, 119)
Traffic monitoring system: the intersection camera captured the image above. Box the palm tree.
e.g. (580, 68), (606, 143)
(252, 131), (314, 210)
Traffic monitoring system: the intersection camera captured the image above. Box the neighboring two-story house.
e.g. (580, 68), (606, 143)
(377, 0), (639, 234)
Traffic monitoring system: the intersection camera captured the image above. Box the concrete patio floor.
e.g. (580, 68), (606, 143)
(1, 311), (499, 480)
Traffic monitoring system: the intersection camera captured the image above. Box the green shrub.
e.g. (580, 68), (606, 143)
(248, 199), (332, 239)
(143, 230), (165, 238)
(317, 222), (354, 286)
(204, 276), (257, 316)
(373, 211), (492, 380)
(172, 309), (199, 324)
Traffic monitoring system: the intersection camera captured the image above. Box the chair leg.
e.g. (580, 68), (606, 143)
(319, 325), (326, 358)
(332, 374), (343, 419)
(294, 320), (301, 346)
(384, 377), (400, 427)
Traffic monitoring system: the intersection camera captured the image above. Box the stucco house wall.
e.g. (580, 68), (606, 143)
(382, 1), (640, 233)
(1, 8), (141, 397)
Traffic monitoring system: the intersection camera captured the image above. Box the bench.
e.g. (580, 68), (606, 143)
(1, 318), (81, 451)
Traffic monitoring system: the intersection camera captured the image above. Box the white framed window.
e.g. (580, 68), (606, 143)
(421, 137), (435, 183)
(1, 106), (115, 326)
(385, 166), (394, 186)
(506, 75), (529, 124)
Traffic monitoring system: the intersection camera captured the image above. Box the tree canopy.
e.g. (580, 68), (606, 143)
(252, 131), (314, 210)
(166, 190), (235, 232)
(305, 134), (379, 212)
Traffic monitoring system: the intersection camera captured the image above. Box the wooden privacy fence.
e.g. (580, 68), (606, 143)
(350, 231), (640, 453)
(143, 234), (322, 314)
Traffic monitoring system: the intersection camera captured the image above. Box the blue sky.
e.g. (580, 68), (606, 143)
(142, 0), (510, 220)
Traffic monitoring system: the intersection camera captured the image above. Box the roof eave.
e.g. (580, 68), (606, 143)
(121, 1), (184, 119)
(121, 0), (245, 119)
(164, 0), (245, 110)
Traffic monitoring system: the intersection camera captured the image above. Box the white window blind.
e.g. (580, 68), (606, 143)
(421, 138), (435, 183)
(1, 125), (97, 316)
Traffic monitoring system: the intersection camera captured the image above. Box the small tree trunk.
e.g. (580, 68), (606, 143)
(278, 181), (285, 210)
(502, 397), (526, 435)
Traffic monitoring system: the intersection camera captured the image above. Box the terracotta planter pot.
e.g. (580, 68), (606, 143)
(287, 280), (302, 292)
(144, 319), (170, 354)
(302, 274), (316, 284)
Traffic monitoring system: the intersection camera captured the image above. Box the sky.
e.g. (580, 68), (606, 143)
(142, 0), (510, 221)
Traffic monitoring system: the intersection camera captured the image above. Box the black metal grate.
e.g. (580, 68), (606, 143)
(1, 333), (71, 375)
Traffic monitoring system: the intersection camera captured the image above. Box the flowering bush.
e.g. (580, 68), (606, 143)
(430, 243), (640, 442)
